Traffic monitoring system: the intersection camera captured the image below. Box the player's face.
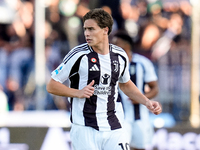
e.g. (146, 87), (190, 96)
(83, 19), (105, 47)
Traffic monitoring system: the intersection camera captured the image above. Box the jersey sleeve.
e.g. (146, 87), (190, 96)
(143, 58), (158, 82)
(51, 49), (83, 83)
(118, 52), (130, 83)
(51, 62), (69, 83)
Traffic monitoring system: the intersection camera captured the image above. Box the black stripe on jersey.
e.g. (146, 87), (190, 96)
(69, 55), (85, 123)
(83, 52), (100, 130)
(134, 104), (140, 120)
(130, 62), (141, 120)
(107, 51), (121, 130)
(87, 44), (94, 52)
(63, 44), (91, 64)
(110, 44), (127, 76)
(130, 62), (136, 84)
(110, 44), (127, 77)
(141, 63), (146, 94)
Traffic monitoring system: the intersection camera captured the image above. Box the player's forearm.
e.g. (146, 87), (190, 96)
(46, 78), (79, 98)
(119, 80), (149, 105)
(144, 87), (158, 99)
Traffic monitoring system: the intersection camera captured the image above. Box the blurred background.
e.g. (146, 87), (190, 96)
(0, 0), (199, 149)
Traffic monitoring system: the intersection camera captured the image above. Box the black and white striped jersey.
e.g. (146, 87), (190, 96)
(129, 53), (157, 93)
(120, 53), (158, 123)
(51, 43), (130, 131)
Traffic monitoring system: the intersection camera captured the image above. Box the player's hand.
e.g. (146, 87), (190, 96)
(146, 100), (162, 115)
(78, 80), (95, 98)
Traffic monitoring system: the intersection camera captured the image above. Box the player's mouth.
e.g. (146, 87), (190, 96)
(86, 39), (92, 43)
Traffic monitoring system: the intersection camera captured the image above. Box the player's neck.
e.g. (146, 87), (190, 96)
(92, 38), (109, 55)
(125, 49), (132, 62)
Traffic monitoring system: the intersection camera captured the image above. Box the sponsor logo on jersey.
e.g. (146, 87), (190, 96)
(89, 64), (99, 71)
(93, 84), (111, 95)
(93, 74), (112, 95)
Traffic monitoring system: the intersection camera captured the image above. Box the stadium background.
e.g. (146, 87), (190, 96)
(0, 0), (199, 149)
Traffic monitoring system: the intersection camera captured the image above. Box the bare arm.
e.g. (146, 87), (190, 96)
(119, 80), (149, 105)
(144, 81), (159, 99)
(46, 78), (95, 98)
(131, 81), (159, 104)
(119, 80), (162, 115)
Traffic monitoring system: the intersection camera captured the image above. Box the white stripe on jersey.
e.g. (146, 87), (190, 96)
(96, 53), (112, 130)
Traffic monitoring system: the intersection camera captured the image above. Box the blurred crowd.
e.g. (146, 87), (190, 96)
(0, 0), (192, 119)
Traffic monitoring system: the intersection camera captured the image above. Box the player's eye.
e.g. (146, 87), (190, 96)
(89, 28), (94, 31)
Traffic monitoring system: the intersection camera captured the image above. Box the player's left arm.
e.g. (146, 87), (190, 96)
(119, 80), (162, 115)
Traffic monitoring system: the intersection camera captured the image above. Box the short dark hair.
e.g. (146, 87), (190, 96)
(83, 8), (113, 35)
(113, 30), (134, 47)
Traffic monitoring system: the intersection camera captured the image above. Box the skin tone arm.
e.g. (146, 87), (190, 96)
(145, 81), (159, 99)
(131, 81), (159, 104)
(47, 78), (162, 114)
(119, 80), (162, 115)
(46, 78), (95, 99)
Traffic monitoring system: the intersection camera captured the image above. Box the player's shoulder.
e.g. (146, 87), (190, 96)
(110, 44), (127, 56)
(71, 43), (91, 53)
(63, 43), (92, 63)
(133, 53), (152, 64)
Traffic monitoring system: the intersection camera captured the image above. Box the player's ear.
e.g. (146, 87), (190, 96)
(104, 27), (109, 35)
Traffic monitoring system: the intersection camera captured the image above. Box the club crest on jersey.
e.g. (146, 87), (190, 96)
(91, 58), (97, 63)
(113, 60), (119, 72)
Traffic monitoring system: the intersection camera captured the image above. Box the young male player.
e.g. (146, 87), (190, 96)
(46, 8), (162, 150)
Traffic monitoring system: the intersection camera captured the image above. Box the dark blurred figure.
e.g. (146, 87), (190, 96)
(100, 0), (124, 30)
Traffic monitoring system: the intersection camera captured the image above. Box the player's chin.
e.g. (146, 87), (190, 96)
(87, 42), (93, 46)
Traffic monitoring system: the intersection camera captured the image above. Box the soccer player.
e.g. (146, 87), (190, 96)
(46, 8), (162, 150)
(112, 30), (159, 150)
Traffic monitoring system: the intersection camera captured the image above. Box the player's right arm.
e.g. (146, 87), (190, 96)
(46, 78), (94, 98)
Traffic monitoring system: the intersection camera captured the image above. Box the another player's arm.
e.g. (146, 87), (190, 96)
(144, 81), (159, 99)
(46, 78), (94, 98)
(119, 80), (162, 115)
